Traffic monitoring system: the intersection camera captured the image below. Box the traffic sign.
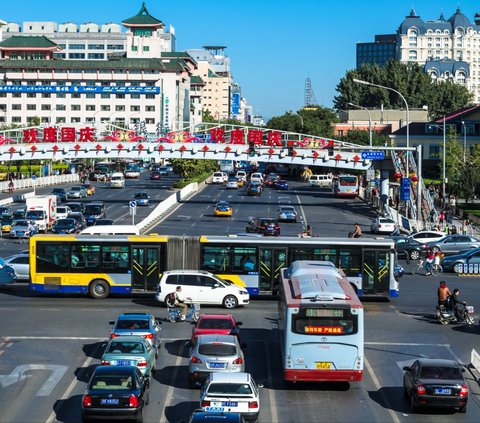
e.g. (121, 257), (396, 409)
(361, 151), (385, 160)
(400, 177), (411, 201)
(129, 201), (137, 209)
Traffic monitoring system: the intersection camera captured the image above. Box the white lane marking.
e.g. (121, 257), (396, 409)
(0, 364), (68, 395)
(296, 194), (307, 224)
(265, 341), (278, 423)
(366, 342), (450, 347)
(365, 357), (401, 423)
(159, 341), (188, 423)
(45, 343), (103, 423)
(6, 336), (106, 340)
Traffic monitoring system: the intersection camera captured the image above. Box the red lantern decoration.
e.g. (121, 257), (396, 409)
(394, 172), (402, 180)
(411, 175), (418, 182)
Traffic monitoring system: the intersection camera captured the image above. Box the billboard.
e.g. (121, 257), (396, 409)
(0, 85), (160, 94)
(231, 92), (241, 117)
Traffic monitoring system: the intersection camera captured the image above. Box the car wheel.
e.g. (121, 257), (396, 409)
(223, 295), (238, 309)
(410, 250), (420, 260)
(89, 279), (110, 299)
(135, 408), (143, 423)
(453, 263), (464, 273)
(458, 405), (467, 413)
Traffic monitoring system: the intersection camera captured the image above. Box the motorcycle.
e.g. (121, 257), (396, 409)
(167, 303), (200, 323)
(436, 303), (475, 326)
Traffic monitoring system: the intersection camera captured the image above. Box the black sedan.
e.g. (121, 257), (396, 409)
(82, 365), (149, 422)
(403, 358), (468, 413)
(441, 247), (480, 273)
(246, 218), (280, 236)
(52, 218), (77, 234)
(390, 236), (429, 260)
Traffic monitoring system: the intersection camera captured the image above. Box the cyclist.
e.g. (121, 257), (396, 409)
(425, 248), (435, 275)
(437, 281), (451, 307)
(174, 286), (188, 319)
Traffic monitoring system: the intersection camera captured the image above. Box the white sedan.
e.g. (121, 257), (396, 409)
(371, 217), (396, 234)
(407, 230), (446, 244)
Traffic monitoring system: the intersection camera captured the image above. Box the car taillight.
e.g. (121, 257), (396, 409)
(143, 334), (154, 340)
(460, 384), (469, 397)
(128, 394), (139, 408)
(378, 224), (382, 228)
(416, 384), (426, 395)
(233, 357), (243, 365)
(137, 360), (147, 367)
(249, 401), (259, 409)
(202, 401), (211, 407)
(191, 355), (202, 364)
(110, 333), (119, 339)
(82, 394), (92, 408)
(101, 360), (110, 365)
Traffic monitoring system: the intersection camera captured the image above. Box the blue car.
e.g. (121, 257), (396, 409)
(441, 247), (480, 273)
(0, 258), (17, 285)
(134, 192), (150, 206)
(276, 180), (289, 190)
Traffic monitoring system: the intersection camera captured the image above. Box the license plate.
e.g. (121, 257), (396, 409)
(435, 388), (451, 395)
(316, 362), (332, 369)
(209, 362), (226, 369)
(116, 360), (132, 366)
(100, 398), (119, 405)
(205, 406), (225, 411)
(222, 401), (238, 407)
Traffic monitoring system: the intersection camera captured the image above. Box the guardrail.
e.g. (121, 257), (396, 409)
(136, 182), (199, 233)
(0, 174), (80, 205)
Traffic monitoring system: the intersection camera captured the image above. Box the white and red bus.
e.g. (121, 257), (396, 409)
(333, 175), (359, 197)
(278, 260), (364, 382)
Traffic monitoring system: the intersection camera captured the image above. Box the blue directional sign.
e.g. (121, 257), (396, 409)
(129, 201), (137, 209)
(361, 151), (385, 160)
(400, 177), (411, 201)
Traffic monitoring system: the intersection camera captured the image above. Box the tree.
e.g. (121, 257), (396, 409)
(334, 61), (473, 118)
(339, 130), (390, 146)
(169, 158), (217, 180)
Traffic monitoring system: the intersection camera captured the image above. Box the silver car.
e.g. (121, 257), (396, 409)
(277, 205), (298, 222)
(426, 234), (480, 256)
(66, 185), (87, 199)
(3, 253), (30, 281)
(189, 334), (245, 387)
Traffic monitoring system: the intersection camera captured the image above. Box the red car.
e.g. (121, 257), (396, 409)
(150, 171), (161, 180)
(191, 314), (242, 345)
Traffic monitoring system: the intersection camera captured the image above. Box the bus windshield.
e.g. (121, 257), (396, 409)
(339, 177), (358, 186)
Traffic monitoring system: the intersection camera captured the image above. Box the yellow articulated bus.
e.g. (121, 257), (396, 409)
(29, 234), (397, 299)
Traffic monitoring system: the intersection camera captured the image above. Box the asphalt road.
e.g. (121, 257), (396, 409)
(1, 176), (480, 422)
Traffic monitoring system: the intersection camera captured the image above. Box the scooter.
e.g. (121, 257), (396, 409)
(436, 303), (475, 326)
(167, 303), (200, 323)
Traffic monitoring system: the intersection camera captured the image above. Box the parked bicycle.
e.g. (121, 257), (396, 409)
(411, 259), (442, 276)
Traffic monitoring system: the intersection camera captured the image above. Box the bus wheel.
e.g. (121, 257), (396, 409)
(223, 295), (238, 309)
(89, 279), (110, 299)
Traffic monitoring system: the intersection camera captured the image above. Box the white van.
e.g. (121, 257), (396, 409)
(309, 174), (333, 188)
(80, 225), (140, 235)
(155, 270), (250, 309)
(110, 172), (125, 188)
(235, 170), (247, 181)
(212, 172), (224, 184)
(250, 172), (264, 184)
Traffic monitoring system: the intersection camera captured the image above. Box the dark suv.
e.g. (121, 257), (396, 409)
(67, 212), (87, 232)
(246, 181), (262, 196)
(84, 202), (106, 226)
(246, 218), (280, 236)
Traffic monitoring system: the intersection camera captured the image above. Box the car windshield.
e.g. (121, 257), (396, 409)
(53, 189), (64, 194)
(55, 219), (75, 226)
(91, 374), (133, 390)
(199, 344), (237, 356)
(116, 320), (149, 330)
(380, 219), (394, 224)
(57, 208), (67, 213)
(71, 187), (82, 191)
(207, 383), (252, 395)
(135, 193), (148, 199)
(13, 220), (28, 226)
(420, 365), (463, 380)
(26, 210), (43, 219)
(1, 217), (12, 224)
(107, 341), (145, 354)
(67, 204), (81, 212)
(281, 207), (294, 212)
(198, 319), (234, 330)
(96, 219), (113, 225)
(85, 205), (102, 214)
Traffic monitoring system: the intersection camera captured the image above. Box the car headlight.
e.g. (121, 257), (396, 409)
(238, 290), (248, 295)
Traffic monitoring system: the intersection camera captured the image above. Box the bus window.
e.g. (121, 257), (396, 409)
(338, 249), (361, 277)
(290, 248), (313, 262)
(233, 247), (257, 272)
(71, 245), (100, 272)
(102, 246), (129, 272)
(313, 248), (337, 263)
(202, 246), (230, 272)
(37, 243), (70, 273)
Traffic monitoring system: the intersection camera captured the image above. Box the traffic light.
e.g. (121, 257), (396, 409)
(328, 141), (335, 156)
(249, 142), (256, 157)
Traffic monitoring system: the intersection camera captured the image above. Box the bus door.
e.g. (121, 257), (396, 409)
(362, 250), (390, 294)
(259, 248), (287, 293)
(131, 246), (160, 291)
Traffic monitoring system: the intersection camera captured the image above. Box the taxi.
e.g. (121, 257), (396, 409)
(214, 201), (233, 217)
(1, 216), (13, 233)
(82, 183), (96, 195)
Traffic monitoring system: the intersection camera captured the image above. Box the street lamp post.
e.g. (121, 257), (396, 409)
(461, 121), (467, 163)
(348, 102), (372, 146)
(428, 116), (447, 201)
(352, 78), (413, 218)
(288, 110), (304, 131)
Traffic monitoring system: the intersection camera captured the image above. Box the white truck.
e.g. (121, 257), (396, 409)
(25, 195), (57, 232)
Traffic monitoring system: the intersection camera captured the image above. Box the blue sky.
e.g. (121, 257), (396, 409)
(1, 1), (478, 118)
